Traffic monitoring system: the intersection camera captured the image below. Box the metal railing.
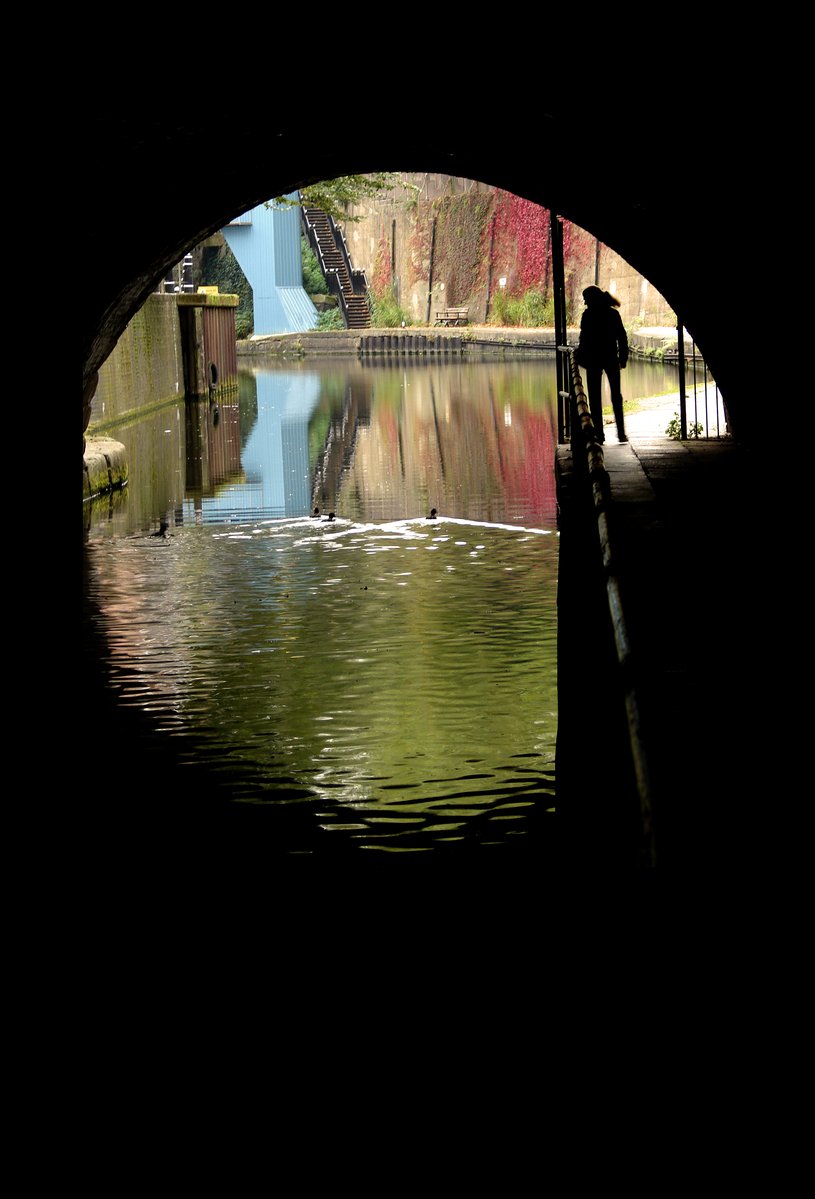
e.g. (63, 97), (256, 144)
(673, 326), (726, 439)
(301, 208), (371, 328)
(556, 327), (725, 444)
(560, 345), (657, 868)
(301, 208), (348, 321)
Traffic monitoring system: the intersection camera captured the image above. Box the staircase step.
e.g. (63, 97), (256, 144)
(305, 205), (371, 328)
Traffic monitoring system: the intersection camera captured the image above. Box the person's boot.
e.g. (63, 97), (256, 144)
(614, 398), (627, 442)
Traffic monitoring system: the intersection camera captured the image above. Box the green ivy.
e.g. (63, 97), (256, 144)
(316, 308), (344, 330)
(431, 192), (492, 308)
(200, 243), (253, 336)
(301, 237), (328, 297)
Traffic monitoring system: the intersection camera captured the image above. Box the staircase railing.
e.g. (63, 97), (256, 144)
(301, 207), (371, 328)
(301, 208), (348, 322)
(331, 218), (369, 298)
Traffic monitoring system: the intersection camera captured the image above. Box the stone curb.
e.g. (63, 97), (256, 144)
(83, 437), (128, 500)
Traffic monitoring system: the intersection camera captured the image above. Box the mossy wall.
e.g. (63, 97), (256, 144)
(89, 294), (184, 430)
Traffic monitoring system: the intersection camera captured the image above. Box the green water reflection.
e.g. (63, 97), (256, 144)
(83, 356), (676, 854)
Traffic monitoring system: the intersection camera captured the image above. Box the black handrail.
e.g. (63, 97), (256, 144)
(562, 346), (656, 867)
(331, 218), (368, 296)
(301, 207), (371, 328)
(301, 208), (349, 322)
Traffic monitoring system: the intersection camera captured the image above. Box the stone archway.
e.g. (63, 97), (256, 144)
(79, 102), (772, 449)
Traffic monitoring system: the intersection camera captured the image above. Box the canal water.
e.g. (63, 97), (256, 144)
(82, 353), (688, 866)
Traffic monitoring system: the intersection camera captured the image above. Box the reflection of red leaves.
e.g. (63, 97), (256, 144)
(496, 412), (558, 515)
(364, 383), (558, 524)
(378, 406), (399, 452)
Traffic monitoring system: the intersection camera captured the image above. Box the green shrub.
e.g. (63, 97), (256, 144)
(316, 307), (344, 330)
(666, 412), (704, 440)
(371, 288), (413, 328)
(489, 287), (554, 327)
(301, 237), (328, 297)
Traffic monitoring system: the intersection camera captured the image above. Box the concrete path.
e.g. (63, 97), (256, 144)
(556, 394), (772, 874)
(602, 384), (728, 442)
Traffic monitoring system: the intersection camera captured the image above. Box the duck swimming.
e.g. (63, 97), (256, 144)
(311, 506), (320, 518)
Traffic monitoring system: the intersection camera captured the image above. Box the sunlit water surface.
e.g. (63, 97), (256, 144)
(84, 355), (687, 859)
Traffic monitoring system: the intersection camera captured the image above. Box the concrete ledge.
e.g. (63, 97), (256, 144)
(175, 292), (240, 308)
(83, 436), (128, 500)
(238, 334), (307, 356)
(239, 328), (567, 358)
(629, 327), (703, 358)
(237, 325), (711, 364)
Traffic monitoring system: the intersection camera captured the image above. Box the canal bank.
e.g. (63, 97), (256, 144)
(84, 325), (700, 502)
(237, 326), (561, 358)
(235, 324), (695, 361)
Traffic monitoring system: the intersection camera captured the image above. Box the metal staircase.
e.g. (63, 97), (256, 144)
(302, 207), (372, 329)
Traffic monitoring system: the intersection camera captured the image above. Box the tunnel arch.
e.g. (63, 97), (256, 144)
(81, 103), (769, 447)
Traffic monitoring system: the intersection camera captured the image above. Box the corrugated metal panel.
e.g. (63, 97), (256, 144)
(222, 195), (317, 335)
(202, 306), (238, 387)
(227, 210), (253, 225)
(273, 205), (303, 286)
(277, 287), (321, 331)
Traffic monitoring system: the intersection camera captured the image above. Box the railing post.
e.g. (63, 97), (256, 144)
(677, 320), (687, 440)
(551, 212), (570, 444)
(426, 218), (437, 325)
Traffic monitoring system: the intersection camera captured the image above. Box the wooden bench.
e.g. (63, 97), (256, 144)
(434, 307), (469, 327)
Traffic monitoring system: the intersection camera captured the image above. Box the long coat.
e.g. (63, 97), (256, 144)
(577, 304), (628, 370)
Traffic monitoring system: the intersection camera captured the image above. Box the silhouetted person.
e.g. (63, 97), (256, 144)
(576, 286), (629, 443)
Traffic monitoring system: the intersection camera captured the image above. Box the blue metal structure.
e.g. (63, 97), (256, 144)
(223, 195), (318, 336)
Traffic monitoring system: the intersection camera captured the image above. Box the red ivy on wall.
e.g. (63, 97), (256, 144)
(358, 185), (604, 315)
(490, 190), (595, 297)
(371, 234), (392, 297)
(491, 192), (550, 293)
